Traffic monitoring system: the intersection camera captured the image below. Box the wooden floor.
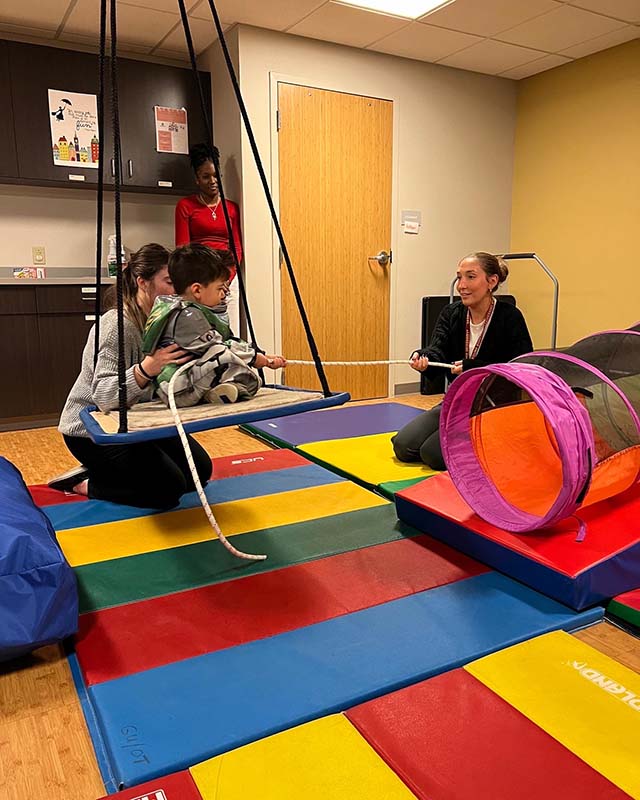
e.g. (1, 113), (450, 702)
(0, 393), (637, 800)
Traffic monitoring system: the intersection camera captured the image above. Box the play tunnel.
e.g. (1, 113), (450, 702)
(440, 329), (640, 532)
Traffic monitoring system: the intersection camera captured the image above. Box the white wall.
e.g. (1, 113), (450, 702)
(0, 185), (176, 268)
(234, 25), (517, 389)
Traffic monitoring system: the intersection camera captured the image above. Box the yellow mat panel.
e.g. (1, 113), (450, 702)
(300, 433), (436, 486)
(190, 714), (417, 799)
(57, 482), (388, 567)
(466, 631), (640, 799)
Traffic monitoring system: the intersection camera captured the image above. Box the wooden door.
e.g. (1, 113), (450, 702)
(278, 83), (393, 400)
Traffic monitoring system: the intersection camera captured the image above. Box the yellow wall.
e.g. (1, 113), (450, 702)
(510, 39), (640, 349)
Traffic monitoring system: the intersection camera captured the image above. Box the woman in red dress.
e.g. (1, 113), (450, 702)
(175, 143), (243, 332)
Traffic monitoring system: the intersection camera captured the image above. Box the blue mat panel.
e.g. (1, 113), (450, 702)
(85, 571), (601, 787)
(242, 402), (423, 447)
(44, 464), (344, 530)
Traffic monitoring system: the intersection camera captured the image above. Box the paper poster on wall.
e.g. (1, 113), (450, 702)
(48, 89), (99, 168)
(154, 106), (189, 154)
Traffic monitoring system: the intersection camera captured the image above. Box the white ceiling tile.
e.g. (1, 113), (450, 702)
(438, 38), (546, 74)
(63, 0), (179, 47)
(499, 52), (572, 79)
(154, 16), (229, 54)
(56, 31), (154, 54)
(497, 4), (627, 51)
(288, 3), (409, 48)
(560, 24), (639, 57)
(110, 0), (200, 13)
(370, 21), (481, 62)
(0, 0), (71, 31)
(566, 0), (640, 25)
(420, 0), (562, 37)
(0, 22), (57, 39)
(191, 0), (326, 31)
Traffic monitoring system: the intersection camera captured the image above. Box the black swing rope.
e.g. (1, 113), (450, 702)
(176, 0), (261, 362)
(189, 0), (332, 398)
(110, 0), (129, 433)
(92, 0), (107, 367)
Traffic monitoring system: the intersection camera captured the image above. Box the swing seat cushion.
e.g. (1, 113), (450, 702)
(81, 386), (350, 443)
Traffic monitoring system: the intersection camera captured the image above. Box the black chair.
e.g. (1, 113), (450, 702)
(420, 295), (516, 395)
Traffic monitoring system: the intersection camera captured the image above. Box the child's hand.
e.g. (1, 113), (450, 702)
(266, 354), (287, 369)
(254, 353), (286, 369)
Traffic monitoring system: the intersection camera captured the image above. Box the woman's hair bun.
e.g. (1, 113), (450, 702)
(189, 142), (220, 172)
(497, 257), (509, 283)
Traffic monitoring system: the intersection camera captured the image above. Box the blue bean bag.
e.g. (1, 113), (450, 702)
(0, 457), (78, 661)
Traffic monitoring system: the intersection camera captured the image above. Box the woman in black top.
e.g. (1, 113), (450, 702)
(393, 252), (533, 469)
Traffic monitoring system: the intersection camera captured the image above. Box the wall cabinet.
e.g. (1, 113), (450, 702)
(0, 42), (18, 178)
(0, 285), (106, 429)
(4, 40), (211, 195)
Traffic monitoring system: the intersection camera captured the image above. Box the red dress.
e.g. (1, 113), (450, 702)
(174, 194), (243, 280)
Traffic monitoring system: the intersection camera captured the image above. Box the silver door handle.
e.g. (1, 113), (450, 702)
(127, 159), (133, 178)
(110, 158), (116, 177)
(368, 250), (391, 266)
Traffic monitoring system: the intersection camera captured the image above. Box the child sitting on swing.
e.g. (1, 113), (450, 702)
(143, 243), (286, 408)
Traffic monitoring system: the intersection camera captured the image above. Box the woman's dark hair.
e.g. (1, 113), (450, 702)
(189, 143), (220, 175)
(105, 243), (170, 331)
(169, 244), (233, 295)
(463, 251), (509, 292)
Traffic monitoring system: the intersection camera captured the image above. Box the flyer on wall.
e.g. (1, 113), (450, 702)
(154, 106), (189, 154)
(48, 89), (100, 168)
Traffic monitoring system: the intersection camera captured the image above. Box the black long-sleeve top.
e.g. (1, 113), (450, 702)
(415, 299), (533, 378)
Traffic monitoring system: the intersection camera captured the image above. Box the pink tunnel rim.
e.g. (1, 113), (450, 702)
(440, 362), (594, 533)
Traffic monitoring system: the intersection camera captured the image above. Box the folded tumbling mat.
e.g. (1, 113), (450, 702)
(395, 473), (640, 610)
(608, 588), (640, 632)
(348, 630), (639, 799)
(241, 402), (436, 496)
(72, 571), (600, 788)
(102, 631), (632, 800)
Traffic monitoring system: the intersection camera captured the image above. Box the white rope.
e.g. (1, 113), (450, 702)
(287, 359), (456, 368)
(167, 362), (267, 562)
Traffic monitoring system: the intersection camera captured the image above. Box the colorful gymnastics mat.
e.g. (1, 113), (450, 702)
(608, 589), (640, 632)
(395, 472), (640, 610)
(241, 402), (437, 497)
(101, 631), (636, 800)
(37, 448), (602, 791)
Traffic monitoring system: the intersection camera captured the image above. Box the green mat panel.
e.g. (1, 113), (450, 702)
(75, 504), (417, 613)
(607, 598), (640, 631)
(378, 477), (432, 499)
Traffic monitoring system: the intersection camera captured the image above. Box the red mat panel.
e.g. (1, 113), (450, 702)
(612, 588), (640, 611)
(76, 535), (488, 686)
(97, 770), (202, 799)
(208, 448), (308, 479)
(400, 472), (640, 577)
(30, 484), (88, 507)
(347, 669), (630, 800)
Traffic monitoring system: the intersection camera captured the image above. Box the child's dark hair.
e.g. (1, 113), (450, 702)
(189, 143), (220, 174)
(169, 244), (233, 295)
